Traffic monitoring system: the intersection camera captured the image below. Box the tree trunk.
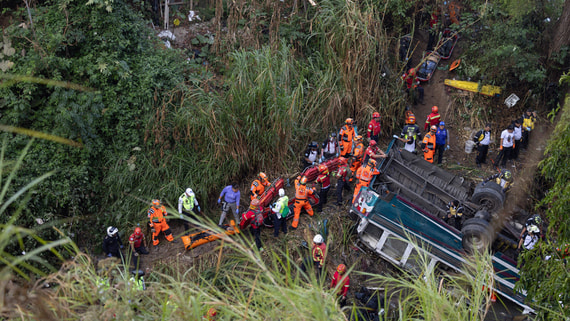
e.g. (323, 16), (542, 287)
(549, 0), (570, 61)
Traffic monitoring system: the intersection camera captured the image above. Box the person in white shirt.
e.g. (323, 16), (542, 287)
(512, 119), (522, 160)
(495, 124), (515, 167)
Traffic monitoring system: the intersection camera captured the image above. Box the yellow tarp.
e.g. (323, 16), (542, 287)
(444, 79), (502, 97)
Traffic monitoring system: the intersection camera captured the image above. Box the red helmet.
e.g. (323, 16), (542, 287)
(318, 164), (329, 175)
(369, 140), (377, 147)
(372, 112), (380, 119)
(408, 68), (415, 75)
(300, 176), (308, 185)
(432, 106), (438, 113)
(250, 199), (260, 209)
(337, 264), (347, 274)
(134, 227), (142, 236)
(152, 199), (160, 207)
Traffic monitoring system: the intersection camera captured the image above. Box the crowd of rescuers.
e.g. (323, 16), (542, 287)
(100, 106), (540, 309)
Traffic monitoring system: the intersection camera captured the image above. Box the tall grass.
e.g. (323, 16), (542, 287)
(5, 213), (506, 320)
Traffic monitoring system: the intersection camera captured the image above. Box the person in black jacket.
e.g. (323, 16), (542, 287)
(473, 123), (491, 168)
(103, 226), (124, 259)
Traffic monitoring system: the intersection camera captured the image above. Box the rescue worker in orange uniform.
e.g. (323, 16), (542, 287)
(330, 263), (350, 307)
(424, 106), (441, 131)
(315, 164), (331, 213)
(148, 199), (174, 246)
(292, 175), (315, 229)
(353, 159), (380, 203)
(250, 172), (270, 200)
(349, 135), (365, 175)
(421, 125), (437, 163)
(339, 118), (356, 157)
(367, 112), (381, 143)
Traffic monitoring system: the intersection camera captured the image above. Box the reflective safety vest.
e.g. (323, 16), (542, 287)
(129, 276), (146, 291)
(295, 184), (309, 200)
(359, 165), (379, 186)
(496, 178), (510, 189)
(339, 125), (355, 142)
(179, 193), (195, 211)
(312, 243), (327, 266)
(522, 114), (535, 131)
(148, 206), (167, 223)
(250, 179), (266, 196)
(422, 133), (436, 150)
(353, 143), (365, 159)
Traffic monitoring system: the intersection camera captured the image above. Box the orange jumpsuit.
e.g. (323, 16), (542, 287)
(250, 179), (269, 200)
(292, 178), (315, 229)
(421, 132), (436, 163)
(339, 125), (355, 157)
(349, 142), (365, 174)
(148, 205), (174, 245)
(353, 164), (380, 202)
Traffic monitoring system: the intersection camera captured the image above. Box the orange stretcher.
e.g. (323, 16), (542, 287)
(181, 220), (240, 250)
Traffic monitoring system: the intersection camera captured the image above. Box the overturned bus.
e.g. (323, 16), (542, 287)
(350, 139), (533, 314)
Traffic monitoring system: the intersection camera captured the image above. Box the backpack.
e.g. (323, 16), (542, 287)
(253, 209), (264, 228)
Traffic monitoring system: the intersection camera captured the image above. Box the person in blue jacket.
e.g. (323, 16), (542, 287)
(435, 121), (449, 164)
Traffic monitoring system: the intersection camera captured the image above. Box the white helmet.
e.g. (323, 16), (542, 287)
(313, 234), (323, 244)
(278, 188), (285, 197)
(185, 188), (194, 197)
(107, 226), (118, 237)
(528, 225), (539, 234)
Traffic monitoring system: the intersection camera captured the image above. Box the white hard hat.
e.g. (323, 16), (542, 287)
(107, 226), (118, 237)
(313, 234), (323, 244)
(278, 188), (285, 197)
(186, 188), (194, 196)
(528, 225), (539, 234)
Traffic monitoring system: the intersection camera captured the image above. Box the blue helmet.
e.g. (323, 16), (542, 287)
(439, 121), (445, 126)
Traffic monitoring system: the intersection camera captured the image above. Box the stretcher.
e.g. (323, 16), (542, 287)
(417, 52), (441, 82)
(183, 157), (343, 249)
(444, 79), (502, 97)
(433, 29), (459, 60)
(181, 220), (239, 250)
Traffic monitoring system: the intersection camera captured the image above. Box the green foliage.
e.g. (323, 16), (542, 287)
(460, 0), (558, 87)
(517, 73), (570, 319)
(0, 139), (74, 279)
(0, 0), (186, 235)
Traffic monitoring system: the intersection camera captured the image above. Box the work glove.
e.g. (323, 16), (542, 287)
(446, 145), (450, 150)
(236, 209), (239, 215)
(217, 198), (221, 204)
(107, 253), (112, 257)
(134, 252), (139, 257)
(120, 245), (124, 249)
(526, 127), (531, 131)
(197, 206), (201, 212)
